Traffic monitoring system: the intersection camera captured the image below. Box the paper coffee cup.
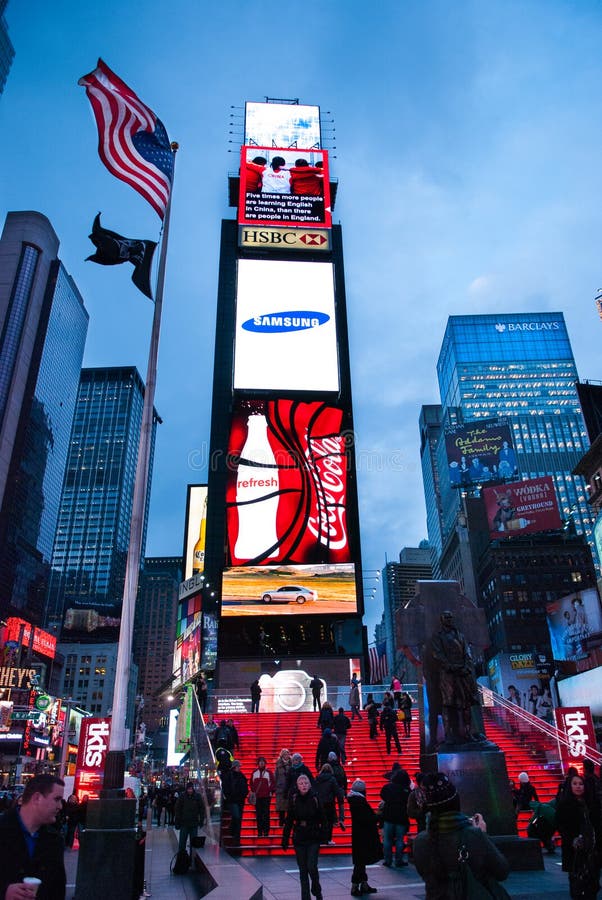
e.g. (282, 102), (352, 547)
(23, 878), (42, 895)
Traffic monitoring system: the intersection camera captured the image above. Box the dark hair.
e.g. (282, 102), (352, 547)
(295, 158), (309, 166)
(22, 774), (64, 803)
(271, 156), (285, 168)
(583, 759), (595, 774)
(252, 156), (267, 165)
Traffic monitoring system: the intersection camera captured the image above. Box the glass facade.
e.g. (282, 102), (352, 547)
(0, 0), (14, 96)
(47, 367), (156, 641)
(433, 312), (597, 570)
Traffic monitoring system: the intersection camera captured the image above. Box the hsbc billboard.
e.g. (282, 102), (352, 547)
(234, 259), (339, 392)
(238, 226), (330, 252)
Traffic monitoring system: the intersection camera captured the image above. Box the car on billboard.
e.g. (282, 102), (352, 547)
(261, 585), (317, 604)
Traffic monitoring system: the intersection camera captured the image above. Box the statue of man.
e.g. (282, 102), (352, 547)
(430, 610), (479, 745)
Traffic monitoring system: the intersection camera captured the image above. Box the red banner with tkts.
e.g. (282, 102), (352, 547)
(226, 399), (350, 565)
(554, 706), (596, 773)
(74, 717), (111, 800)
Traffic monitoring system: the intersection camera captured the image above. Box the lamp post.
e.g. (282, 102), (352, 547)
(59, 699), (74, 779)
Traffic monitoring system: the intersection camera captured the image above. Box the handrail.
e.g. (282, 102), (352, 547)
(479, 685), (602, 768)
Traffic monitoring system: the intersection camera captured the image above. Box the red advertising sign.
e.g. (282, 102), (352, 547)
(5, 617), (57, 659)
(74, 717), (111, 800)
(226, 399), (350, 566)
(482, 475), (562, 539)
(554, 706), (597, 774)
(238, 146), (331, 230)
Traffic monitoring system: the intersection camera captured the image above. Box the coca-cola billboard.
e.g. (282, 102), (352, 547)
(226, 399), (351, 566)
(74, 717), (111, 800)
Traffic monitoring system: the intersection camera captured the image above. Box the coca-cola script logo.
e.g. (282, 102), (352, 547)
(226, 399), (351, 565)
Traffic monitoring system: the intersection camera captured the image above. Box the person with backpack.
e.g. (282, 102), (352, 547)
(333, 707), (352, 763)
(282, 774), (326, 900)
(328, 751), (348, 829)
(316, 701), (335, 732)
(413, 772), (510, 899)
(221, 759), (248, 853)
(399, 691), (413, 738)
(174, 782), (205, 856)
(315, 728), (340, 772)
(314, 763), (343, 844)
(380, 702), (402, 755)
(364, 693), (381, 740)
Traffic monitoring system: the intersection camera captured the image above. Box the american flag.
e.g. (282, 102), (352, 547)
(79, 59), (174, 219)
(369, 641), (388, 684)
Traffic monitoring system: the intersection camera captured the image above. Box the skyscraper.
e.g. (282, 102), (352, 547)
(47, 366), (157, 642)
(422, 312), (596, 598)
(382, 545), (433, 675)
(0, 0), (14, 96)
(0, 211), (88, 625)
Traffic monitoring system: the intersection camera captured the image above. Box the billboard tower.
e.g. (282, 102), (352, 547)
(199, 100), (366, 707)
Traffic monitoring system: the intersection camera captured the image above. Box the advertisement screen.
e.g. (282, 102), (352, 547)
(554, 706), (597, 773)
(245, 102), (321, 150)
(183, 484), (208, 580)
(5, 617), (57, 660)
(546, 588), (602, 662)
(222, 562), (357, 618)
(239, 146), (331, 229)
(486, 652), (553, 722)
(445, 419), (519, 486)
(233, 259), (339, 393)
(226, 398), (351, 566)
(74, 717), (111, 800)
(482, 475), (562, 539)
(173, 594), (202, 686)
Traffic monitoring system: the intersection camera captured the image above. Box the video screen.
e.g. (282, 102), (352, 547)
(445, 418), (519, 486)
(182, 484), (208, 580)
(482, 475), (562, 539)
(222, 562), (357, 617)
(244, 102), (321, 151)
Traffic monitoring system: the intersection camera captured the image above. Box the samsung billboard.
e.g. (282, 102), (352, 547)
(233, 259), (339, 392)
(244, 102), (321, 149)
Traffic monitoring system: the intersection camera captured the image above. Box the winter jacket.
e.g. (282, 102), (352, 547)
(317, 706), (334, 731)
(174, 792), (205, 829)
(275, 758), (292, 813)
(282, 789), (326, 848)
(333, 712), (351, 736)
(315, 733), (340, 770)
(379, 772), (410, 826)
(251, 767), (275, 799)
(222, 769), (249, 806)
(286, 764), (315, 797)
(0, 808), (66, 900)
(314, 772), (343, 813)
(347, 791), (383, 866)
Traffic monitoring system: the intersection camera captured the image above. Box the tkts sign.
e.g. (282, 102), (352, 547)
(74, 717), (111, 800)
(554, 706), (596, 773)
(226, 399), (350, 565)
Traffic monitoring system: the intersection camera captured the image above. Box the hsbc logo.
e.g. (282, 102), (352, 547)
(299, 233), (328, 246)
(239, 226), (330, 252)
(243, 311), (330, 333)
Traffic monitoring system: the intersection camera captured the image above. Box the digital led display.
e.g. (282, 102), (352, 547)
(233, 259), (339, 392)
(445, 418), (519, 486)
(482, 475), (562, 539)
(222, 563), (357, 617)
(546, 588), (602, 662)
(245, 102), (321, 150)
(239, 147), (331, 230)
(173, 594), (202, 685)
(183, 484), (208, 580)
(225, 398), (351, 566)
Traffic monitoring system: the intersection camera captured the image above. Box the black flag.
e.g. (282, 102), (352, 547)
(86, 213), (156, 299)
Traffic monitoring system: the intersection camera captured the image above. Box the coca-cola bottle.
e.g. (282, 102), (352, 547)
(234, 413), (279, 561)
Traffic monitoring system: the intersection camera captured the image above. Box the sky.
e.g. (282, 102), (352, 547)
(2, 0), (602, 641)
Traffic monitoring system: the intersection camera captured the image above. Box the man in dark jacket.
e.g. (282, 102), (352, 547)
(347, 779), (382, 895)
(333, 707), (351, 762)
(0, 773), (66, 900)
(174, 782), (205, 854)
(309, 675), (323, 711)
(380, 703), (402, 755)
(221, 760), (248, 851)
(315, 729), (340, 772)
(379, 769), (411, 866)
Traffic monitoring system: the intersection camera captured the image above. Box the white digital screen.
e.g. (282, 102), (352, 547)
(233, 259), (339, 392)
(245, 102), (321, 149)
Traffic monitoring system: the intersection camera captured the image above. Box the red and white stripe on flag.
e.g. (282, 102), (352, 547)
(79, 59), (172, 219)
(369, 644), (387, 684)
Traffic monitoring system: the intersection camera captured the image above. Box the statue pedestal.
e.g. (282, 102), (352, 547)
(421, 748), (543, 870)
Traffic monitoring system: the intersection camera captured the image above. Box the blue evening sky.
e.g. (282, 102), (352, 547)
(1, 1), (602, 639)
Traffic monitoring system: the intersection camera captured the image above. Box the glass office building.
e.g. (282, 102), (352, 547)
(424, 312), (597, 572)
(47, 366), (157, 642)
(0, 0), (14, 96)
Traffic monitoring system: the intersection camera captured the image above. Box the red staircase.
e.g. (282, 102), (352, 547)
(222, 709), (563, 855)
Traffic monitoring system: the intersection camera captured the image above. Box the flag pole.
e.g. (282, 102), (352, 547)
(105, 143), (179, 784)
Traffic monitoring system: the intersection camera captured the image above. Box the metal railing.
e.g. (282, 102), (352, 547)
(205, 682), (420, 716)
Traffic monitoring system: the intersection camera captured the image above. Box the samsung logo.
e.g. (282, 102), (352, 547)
(495, 321), (560, 333)
(242, 310), (330, 333)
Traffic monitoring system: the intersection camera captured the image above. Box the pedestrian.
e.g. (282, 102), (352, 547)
(314, 764), (343, 845)
(251, 756), (275, 838)
(399, 691), (413, 737)
(309, 675), (323, 712)
(174, 783), (205, 855)
(250, 678), (262, 713)
(64, 793), (81, 849)
(364, 693), (381, 740)
(347, 779), (383, 895)
(221, 759), (248, 853)
(380, 702), (402, 755)
(215, 719), (233, 751)
(583, 759), (602, 808)
(390, 675), (402, 709)
(514, 771), (538, 811)
(328, 751), (347, 829)
(316, 701), (334, 732)
(349, 679), (362, 721)
(315, 728), (340, 772)
(0, 773), (66, 900)
(333, 706), (352, 762)
(227, 718), (240, 752)
(556, 772), (601, 898)
(166, 788), (176, 826)
(407, 772), (428, 834)
(286, 753), (315, 796)
(197, 674), (208, 713)
(275, 748), (292, 826)
(379, 768), (410, 867)
(205, 713), (218, 747)
(282, 774), (326, 900)
(413, 772), (510, 898)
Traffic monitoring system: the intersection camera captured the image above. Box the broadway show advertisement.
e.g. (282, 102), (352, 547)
(482, 475), (562, 539)
(554, 706), (597, 773)
(225, 398), (351, 567)
(546, 588), (602, 662)
(238, 146), (332, 229)
(173, 594), (202, 686)
(74, 717), (111, 800)
(446, 419), (519, 486)
(486, 652), (553, 722)
(222, 562), (357, 617)
(234, 258), (339, 393)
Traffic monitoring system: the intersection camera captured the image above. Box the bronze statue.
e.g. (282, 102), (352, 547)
(428, 610), (480, 746)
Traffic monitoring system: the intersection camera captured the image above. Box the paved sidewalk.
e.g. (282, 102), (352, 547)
(65, 825), (571, 899)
